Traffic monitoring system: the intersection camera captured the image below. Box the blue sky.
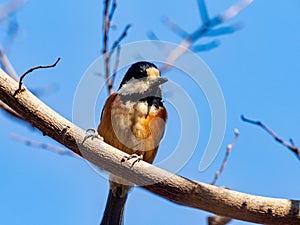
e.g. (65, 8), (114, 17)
(1, 0), (300, 225)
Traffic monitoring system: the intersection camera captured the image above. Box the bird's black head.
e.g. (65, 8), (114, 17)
(118, 61), (159, 90)
(118, 61), (167, 107)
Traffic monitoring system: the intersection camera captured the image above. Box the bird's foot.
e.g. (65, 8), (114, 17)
(121, 153), (143, 168)
(82, 128), (103, 143)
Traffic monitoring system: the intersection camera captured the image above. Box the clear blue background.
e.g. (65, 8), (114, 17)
(0, 0), (299, 224)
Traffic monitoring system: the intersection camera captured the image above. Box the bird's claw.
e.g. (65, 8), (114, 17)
(82, 128), (104, 143)
(121, 153), (143, 167)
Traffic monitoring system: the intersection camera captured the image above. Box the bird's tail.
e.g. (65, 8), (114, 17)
(100, 182), (130, 225)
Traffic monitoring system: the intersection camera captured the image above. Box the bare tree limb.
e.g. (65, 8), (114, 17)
(241, 114), (300, 161)
(0, 68), (299, 225)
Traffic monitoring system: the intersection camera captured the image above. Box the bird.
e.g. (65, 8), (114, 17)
(97, 61), (168, 225)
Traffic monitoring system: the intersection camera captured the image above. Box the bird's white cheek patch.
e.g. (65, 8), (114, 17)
(135, 102), (148, 116)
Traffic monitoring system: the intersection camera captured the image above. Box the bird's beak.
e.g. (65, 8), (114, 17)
(149, 77), (168, 87)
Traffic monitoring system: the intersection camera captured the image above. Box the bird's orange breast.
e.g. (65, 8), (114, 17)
(98, 93), (167, 163)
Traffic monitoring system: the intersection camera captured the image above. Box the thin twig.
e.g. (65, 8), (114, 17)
(102, 0), (112, 94)
(110, 24), (131, 52)
(209, 128), (239, 224)
(0, 0), (26, 81)
(108, 0), (117, 22)
(10, 133), (80, 158)
(290, 138), (295, 147)
(111, 45), (121, 87)
(0, 46), (18, 81)
(211, 129), (239, 186)
(159, 0), (253, 71)
(220, 0), (253, 21)
(102, 0), (110, 55)
(197, 0), (209, 24)
(107, 23), (131, 89)
(161, 17), (189, 39)
(0, 99), (23, 120)
(0, 1), (39, 122)
(203, 24), (242, 37)
(30, 83), (59, 97)
(241, 114), (300, 161)
(192, 40), (220, 52)
(102, 0), (131, 95)
(147, 32), (172, 57)
(16, 57), (61, 93)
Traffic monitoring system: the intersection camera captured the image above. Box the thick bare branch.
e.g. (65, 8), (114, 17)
(0, 68), (299, 225)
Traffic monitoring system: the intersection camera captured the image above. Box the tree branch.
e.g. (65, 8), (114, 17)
(17, 57), (61, 93)
(0, 69), (299, 224)
(9, 133), (79, 158)
(160, 0), (253, 71)
(102, 0), (131, 95)
(102, 0), (112, 95)
(241, 114), (300, 161)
